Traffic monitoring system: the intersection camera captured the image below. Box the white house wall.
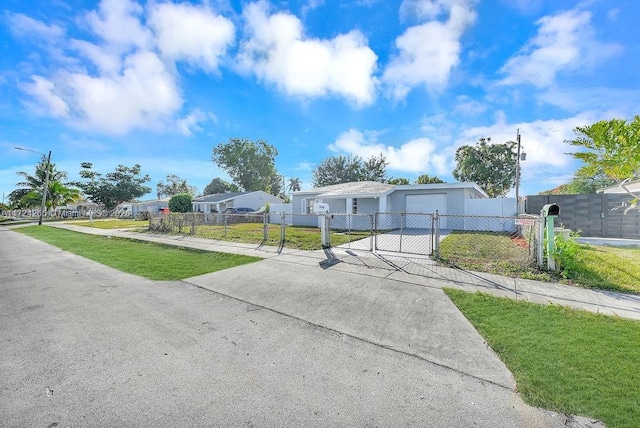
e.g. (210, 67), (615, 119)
(234, 192), (282, 210)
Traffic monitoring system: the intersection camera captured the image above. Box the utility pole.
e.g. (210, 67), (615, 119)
(515, 129), (521, 213)
(40, 150), (52, 225)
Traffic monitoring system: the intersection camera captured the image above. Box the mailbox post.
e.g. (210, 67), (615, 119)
(541, 203), (560, 270)
(314, 203), (330, 247)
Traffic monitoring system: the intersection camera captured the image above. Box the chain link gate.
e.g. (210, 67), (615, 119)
(373, 212), (435, 256)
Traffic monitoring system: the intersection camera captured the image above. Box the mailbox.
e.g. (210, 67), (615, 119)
(313, 202), (330, 214)
(541, 203), (560, 217)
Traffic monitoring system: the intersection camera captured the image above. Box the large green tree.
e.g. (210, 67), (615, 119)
(568, 116), (640, 211)
(312, 153), (388, 187)
(212, 138), (280, 195)
(452, 138), (517, 197)
(157, 174), (198, 198)
(203, 177), (238, 195)
(74, 163), (152, 210)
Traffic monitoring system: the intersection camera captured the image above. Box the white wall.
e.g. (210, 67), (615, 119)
(234, 191), (283, 210)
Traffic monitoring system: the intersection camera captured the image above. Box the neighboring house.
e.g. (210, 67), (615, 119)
(192, 191), (283, 214)
(292, 181), (488, 216)
(131, 198), (170, 218)
(55, 201), (104, 217)
(597, 179), (640, 195)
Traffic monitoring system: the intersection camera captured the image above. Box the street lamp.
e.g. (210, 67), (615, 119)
(15, 147), (51, 225)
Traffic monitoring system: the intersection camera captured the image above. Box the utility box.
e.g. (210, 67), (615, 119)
(541, 203), (560, 217)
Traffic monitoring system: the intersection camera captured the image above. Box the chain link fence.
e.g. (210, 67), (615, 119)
(148, 211), (544, 271)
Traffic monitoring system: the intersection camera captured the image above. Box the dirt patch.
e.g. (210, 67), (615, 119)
(511, 236), (529, 249)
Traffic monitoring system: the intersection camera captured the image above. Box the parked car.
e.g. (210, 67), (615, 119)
(223, 207), (255, 214)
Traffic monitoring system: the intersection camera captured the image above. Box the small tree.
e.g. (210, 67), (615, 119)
(168, 194), (193, 213)
(568, 116), (640, 212)
(415, 174), (444, 184)
(387, 177), (410, 185)
(203, 177), (238, 195)
(452, 138), (517, 198)
(312, 153), (388, 187)
(212, 138), (280, 195)
(157, 174), (198, 198)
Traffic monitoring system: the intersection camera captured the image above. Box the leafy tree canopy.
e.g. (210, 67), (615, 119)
(415, 174), (444, 184)
(568, 116), (640, 210)
(312, 153), (388, 187)
(157, 174), (198, 198)
(287, 177), (302, 193)
(168, 193), (193, 213)
(452, 138), (517, 198)
(539, 170), (616, 195)
(212, 138), (281, 195)
(14, 157), (80, 209)
(203, 177), (238, 195)
(387, 177), (410, 185)
(74, 163), (151, 210)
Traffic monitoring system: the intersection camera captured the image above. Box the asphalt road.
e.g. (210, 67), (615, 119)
(0, 229), (594, 427)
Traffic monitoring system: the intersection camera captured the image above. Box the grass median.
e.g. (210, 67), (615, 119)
(445, 289), (640, 428)
(17, 225), (261, 280)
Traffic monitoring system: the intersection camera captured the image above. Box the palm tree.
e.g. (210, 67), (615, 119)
(287, 177), (302, 193)
(15, 157), (80, 210)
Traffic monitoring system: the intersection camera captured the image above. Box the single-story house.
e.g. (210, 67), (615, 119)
(291, 181), (492, 229)
(292, 181), (488, 216)
(597, 179), (640, 194)
(131, 198), (170, 218)
(192, 191), (283, 214)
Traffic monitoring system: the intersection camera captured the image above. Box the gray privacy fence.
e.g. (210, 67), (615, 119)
(149, 211), (544, 269)
(525, 194), (640, 238)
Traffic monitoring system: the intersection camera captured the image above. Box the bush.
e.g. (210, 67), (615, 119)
(169, 194), (192, 213)
(553, 235), (586, 278)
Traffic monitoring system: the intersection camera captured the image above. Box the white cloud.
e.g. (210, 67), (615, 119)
(84, 0), (151, 50)
(328, 128), (448, 175)
(5, 11), (65, 40)
(499, 9), (621, 88)
(63, 51), (183, 134)
(176, 109), (217, 136)
(237, 1), (378, 106)
(383, 0), (476, 99)
(148, 2), (235, 72)
(21, 75), (70, 117)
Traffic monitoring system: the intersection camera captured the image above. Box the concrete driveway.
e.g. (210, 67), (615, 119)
(0, 229), (592, 427)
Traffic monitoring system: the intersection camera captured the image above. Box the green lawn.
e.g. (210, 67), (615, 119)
(17, 225), (261, 280)
(559, 244), (640, 294)
(67, 219), (148, 230)
(438, 231), (554, 281)
(164, 222), (369, 251)
(445, 289), (640, 428)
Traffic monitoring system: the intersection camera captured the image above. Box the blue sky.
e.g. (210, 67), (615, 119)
(1, 0), (639, 202)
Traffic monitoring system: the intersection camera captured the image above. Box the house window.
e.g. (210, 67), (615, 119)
(303, 198), (314, 214)
(352, 198), (358, 214)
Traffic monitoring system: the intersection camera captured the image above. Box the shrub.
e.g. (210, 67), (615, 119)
(553, 234), (586, 278)
(169, 194), (192, 213)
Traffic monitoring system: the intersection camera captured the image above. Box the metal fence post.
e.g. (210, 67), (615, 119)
(263, 213), (269, 242)
(434, 210), (440, 259)
(280, 213), (286, 245)
(370, 214), (374, 251)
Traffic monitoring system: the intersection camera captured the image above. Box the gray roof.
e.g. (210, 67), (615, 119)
(298, 181), (395, 198)
(192, 192), (248, 203)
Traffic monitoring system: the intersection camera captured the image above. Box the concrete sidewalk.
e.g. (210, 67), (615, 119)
(3, 222), (605, 427)
(43, 222), (640, 320)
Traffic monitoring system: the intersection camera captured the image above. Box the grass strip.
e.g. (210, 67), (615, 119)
(445, 289), (640, 428)
(16, 225), (261, 280)
(67, 219), (148, 229)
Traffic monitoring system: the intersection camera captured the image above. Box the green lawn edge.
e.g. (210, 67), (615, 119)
(444, 288), (640, 428)
(16, 225), (261, 280)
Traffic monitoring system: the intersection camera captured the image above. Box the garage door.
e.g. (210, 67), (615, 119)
(405, 194), (447, 228)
